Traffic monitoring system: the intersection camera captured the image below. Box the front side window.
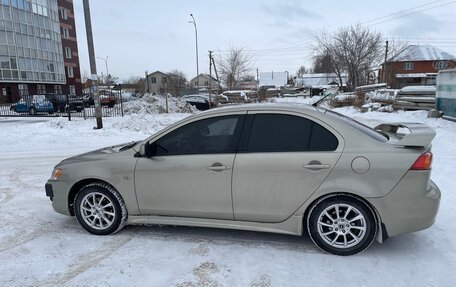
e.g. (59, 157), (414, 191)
(150, 77), (156, 84)
(154, 116), (242, 156)
(247, 114), (338, 152)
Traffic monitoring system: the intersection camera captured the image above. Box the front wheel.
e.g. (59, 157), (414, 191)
(74, 182), (127, 235)
(307, 195), (377, 256)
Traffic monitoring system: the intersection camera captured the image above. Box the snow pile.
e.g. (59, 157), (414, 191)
(365, 89), (397, 103)
(111, 113), (190, 133)
(122, 93), (197, 115)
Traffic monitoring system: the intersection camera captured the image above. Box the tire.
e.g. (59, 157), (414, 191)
(108, 102), (114, 108)
(74, 182), (127, 235)
(48, 110), (54, 115)
(84, 102), (90, 108)
(307, 195), (377, 256)
(29, 107), (37, 115)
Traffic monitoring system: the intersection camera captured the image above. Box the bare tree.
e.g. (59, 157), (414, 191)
(167, 70), (187, 96)
(382, 39), (409, 85)
(312, 54), (333, 74)
(296, 66), (308, 78)
(218, 46), (253, 90)
(122, 76), (146, 94)
(313, 25), (384, 90)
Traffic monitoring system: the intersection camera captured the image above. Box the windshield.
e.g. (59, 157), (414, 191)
(325, 109), (388, 142)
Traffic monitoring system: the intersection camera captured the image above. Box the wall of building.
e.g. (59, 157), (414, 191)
(57, 0), (82, 95)
(383, 60), (456, 88)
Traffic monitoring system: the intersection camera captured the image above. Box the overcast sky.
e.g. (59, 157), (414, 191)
(72, 0), (456, 81)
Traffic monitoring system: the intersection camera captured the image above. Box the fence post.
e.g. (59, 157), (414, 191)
(66, 94), (71, 121)
(119, 84), (124, 117)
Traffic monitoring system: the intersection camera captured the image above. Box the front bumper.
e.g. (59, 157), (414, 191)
(45, 180), (73, 216)
(368, 172), (441, 238)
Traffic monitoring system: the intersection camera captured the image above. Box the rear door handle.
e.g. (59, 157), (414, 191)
(303, 164), (330, 170)
(207, 163), (231, 171)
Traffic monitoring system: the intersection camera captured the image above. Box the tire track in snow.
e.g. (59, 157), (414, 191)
(38, 234), (135, 287)
(0, 222), (54, 253)
(0, 188), (14, 205)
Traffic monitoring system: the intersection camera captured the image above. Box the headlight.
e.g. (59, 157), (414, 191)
(51, 168), (62, 181)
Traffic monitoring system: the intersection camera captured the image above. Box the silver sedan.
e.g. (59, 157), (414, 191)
(45, 104), (440, 255)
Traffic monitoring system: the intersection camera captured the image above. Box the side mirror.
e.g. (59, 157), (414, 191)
(137, 142), (157, 158)
(139, 144), (147, 157)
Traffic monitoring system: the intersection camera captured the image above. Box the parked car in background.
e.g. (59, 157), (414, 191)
(82, 94), (94, 107)
(100, 94), (118, 108)
(45, 94), (85, 112)
(183, 94), (217, 111)
(10, 95), (54, 115)
(45, 104), (440, 256)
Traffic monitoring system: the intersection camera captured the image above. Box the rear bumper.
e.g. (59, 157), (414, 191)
(368, 172), (441, 238)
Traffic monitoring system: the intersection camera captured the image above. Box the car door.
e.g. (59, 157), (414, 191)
(135, 114), (245, 220)
(232, 112), (343, 223)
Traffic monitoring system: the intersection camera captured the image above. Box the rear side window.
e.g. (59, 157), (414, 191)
(247, 114), (338, 152)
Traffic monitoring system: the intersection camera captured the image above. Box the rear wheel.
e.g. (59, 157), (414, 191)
(74, 182), (127, 235)
(307, 195), (377, 256)
(29, 107), (36, 115)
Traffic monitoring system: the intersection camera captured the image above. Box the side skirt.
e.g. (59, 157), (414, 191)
(127, 214), (303, 236)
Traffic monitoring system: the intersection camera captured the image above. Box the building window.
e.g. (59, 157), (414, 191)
(204, 81), (209, 86)
(66, 66), (74, 78)
(54, 85), (62, 95)
(194, 81), (198, 86)
(62, 28), (69, 39)
(60, 8), (67, 20)
(37, 84), (46, 94)
(434, 61), (448, 70)
(65, 47), (72, 59)
(69, 85), (76, 95)
(150, 77), (156, 84)
(18, 84), (29, 96)
(403, 62), (414, 70)
(162, 77), (167, 84)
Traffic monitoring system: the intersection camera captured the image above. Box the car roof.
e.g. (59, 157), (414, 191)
(201, 102), (325, 116)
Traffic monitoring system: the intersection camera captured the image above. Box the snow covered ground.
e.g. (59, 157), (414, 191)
(0, 100), (455, 286)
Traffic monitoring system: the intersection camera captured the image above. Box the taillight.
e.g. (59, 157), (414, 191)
(410, 152), (433, 170)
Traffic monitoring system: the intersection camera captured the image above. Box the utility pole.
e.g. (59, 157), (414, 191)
(383, 40), (389, 84)
(145, 70), (149, 93)
(208, 51), (212, 109)
(189, 14), (199, 90)
(83, 0), (102, 129)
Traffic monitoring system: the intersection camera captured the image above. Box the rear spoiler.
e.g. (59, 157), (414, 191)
(374, 122), (436, 147)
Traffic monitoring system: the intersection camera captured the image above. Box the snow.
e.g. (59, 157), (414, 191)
(1, 104), (456, 286)
(400, 86), (436, 93)
(389, 44), (456, 62)
(122, 93), (197, 115)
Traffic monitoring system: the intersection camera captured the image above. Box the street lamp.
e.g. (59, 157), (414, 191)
(96, 56), (109, 85)
(188, 14), (199, 90)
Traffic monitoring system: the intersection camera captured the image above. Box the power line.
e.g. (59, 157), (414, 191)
(361, 0), (446, 25)
(367, 1), (456, 26)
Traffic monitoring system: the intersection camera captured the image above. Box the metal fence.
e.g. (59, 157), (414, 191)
(0, 93), (124, 119)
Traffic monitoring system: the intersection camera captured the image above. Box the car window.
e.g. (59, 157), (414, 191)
(324, 110), (388, 142)
(247, 114), (338, 152)
(154, 115), (241, 155)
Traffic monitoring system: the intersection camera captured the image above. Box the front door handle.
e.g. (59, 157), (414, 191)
(303, 164), (330, 170)
(207, 163), (231, 171)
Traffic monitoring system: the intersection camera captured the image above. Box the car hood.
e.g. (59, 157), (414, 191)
(58, 141), (138, 166)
